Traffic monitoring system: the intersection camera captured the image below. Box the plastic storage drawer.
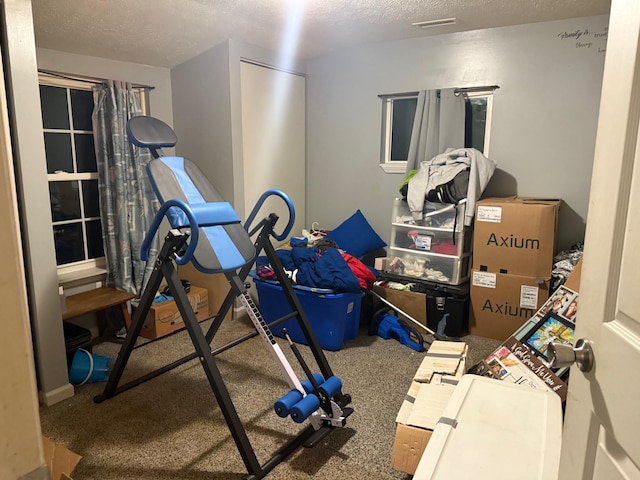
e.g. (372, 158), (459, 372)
(386, 248), (471, 285)
(392, 198), (466, 232)
(254, 278), (361, 351)
(390, 223), (472, 257)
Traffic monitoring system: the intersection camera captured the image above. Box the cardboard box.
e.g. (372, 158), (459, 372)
(136, 285), (209, 339)
(392, 379), (458, 475)
(177, 263), (231, 319)
(563, 258), (583, 293)
(392, 417), (433, 475)
(372, 284), (426, 327)
(469, 270), (550, 341)
(473, 197), (560, 277)
(391, 341), (467, 475)
(42, 436), (82, 480)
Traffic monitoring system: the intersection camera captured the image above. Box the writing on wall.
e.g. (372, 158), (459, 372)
(557, 27), (608, 54)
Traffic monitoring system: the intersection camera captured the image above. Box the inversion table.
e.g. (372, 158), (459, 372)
(94, 115), (353, 479)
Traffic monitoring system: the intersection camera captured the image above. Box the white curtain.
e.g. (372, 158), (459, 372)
(405, 88), (466, 173)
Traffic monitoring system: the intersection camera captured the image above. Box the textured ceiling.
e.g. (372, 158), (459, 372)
(31, 0), (611, 68)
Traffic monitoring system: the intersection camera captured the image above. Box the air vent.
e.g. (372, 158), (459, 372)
(412, 18), (457, 28)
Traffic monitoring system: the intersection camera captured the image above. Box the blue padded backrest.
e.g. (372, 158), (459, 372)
(147, 156), (256, 273)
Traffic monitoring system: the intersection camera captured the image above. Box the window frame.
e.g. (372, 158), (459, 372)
(464, 89), (495, 158)
(379, 89), (495, 174)
(379, 92), (419, 174)
(38, 73), (150, 284)
(39, 75), (105, 281)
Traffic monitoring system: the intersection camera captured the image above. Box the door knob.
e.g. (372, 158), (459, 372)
(547, 338), (594, 372)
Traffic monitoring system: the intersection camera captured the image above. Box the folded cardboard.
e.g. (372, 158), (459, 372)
(392, 380), (458, 475)
(473, 197), (560, 277)
(42, 436), (81, 480)
(469, 270), (550, 341)
(413, 341), (468, 383)
(132, 285), (209, 339)
(391, 341), (467, 475)
(563, 257), (583, 292)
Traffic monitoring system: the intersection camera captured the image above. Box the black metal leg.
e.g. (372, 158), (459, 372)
(95, 231), (183, 403)
(94, 218), (352, 478)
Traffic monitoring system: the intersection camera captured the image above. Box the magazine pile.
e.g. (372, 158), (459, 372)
(470, 284), (579, 402)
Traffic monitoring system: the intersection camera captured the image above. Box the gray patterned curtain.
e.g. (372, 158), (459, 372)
(92, 80), (159, 295)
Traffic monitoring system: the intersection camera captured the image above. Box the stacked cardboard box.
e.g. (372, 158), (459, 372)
(469, 261), (583, 403)
(130, 285), (209, 340)
(469, 197), (561, 340)
(391, 341), (468, 475)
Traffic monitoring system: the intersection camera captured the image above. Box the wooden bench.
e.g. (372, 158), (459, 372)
(62, 287), (136, 338)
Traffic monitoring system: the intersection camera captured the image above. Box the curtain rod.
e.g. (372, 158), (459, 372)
(38, 69), (155, 91)
(379, 85), (499, 99)
(454, 85), (499, 96)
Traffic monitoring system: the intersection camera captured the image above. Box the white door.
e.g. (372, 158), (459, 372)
(559, 0), (640, 478)
(240, 61), (305, 241)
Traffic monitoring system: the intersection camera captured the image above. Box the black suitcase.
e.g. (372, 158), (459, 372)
(423, 282), (469, 337)
(381, 273), (470, 337)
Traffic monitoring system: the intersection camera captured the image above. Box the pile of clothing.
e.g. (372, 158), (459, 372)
(256, 239), (378, 293)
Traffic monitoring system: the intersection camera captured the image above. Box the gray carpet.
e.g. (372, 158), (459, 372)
(39, 316), (500, 480)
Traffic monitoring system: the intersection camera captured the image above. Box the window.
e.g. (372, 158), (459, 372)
(464, 90), (494, 156)
(39, 77), (105, 276)
(379, 89), (494, 173)
(379, 93), (418, 173)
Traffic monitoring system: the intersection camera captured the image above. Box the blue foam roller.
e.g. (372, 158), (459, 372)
(319, 376), (343, 398)
(290, 394), (321, 423)
(301, 373), (325, 393)
(274, 389), (303, 418)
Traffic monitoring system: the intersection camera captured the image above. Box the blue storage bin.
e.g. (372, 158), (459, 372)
(254, 278), (362, 351)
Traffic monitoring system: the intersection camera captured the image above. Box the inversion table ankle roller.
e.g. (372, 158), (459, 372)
(94, 115), (353, 479)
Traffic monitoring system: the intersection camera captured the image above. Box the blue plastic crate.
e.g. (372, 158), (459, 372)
(254, 278), (361, 351)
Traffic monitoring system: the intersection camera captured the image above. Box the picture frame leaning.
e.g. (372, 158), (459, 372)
(521, 312), (576, 361)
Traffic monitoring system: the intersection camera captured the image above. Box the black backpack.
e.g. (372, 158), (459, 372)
(426, 169), (469, 204)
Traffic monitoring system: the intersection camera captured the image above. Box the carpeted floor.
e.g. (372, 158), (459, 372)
(39, 315), (500, 480)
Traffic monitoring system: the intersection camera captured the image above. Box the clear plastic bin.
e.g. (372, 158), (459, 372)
(386, 248), (471, 285)
(392, 198), (467, 232)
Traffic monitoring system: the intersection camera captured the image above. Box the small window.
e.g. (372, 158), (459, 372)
(380, 89), (494, 173)
(379, 93), (419, 173)
(464, 90), (494, 157)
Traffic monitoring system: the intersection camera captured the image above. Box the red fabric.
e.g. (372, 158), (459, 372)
(341, 253), (377, 290)
(431, 241), (457, 255)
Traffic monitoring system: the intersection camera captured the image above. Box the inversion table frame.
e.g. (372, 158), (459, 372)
(94, 116), (353, 480)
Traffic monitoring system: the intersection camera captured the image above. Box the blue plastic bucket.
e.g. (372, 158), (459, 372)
(69, 348), (112, 385)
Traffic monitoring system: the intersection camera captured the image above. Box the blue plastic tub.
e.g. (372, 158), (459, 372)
(254, 278), (362, 351)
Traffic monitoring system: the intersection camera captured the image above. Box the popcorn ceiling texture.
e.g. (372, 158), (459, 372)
(31, 0), (609, 68)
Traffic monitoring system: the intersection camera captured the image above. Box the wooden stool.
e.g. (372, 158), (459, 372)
(63, 287), (136, 339)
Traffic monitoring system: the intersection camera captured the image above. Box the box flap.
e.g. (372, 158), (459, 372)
(563, 258), (583, 292)
(407, 383), (457, 430)
(42, 436), (82, 480)
(396, 381), (422, 424)
(413, 341), (467, 382)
